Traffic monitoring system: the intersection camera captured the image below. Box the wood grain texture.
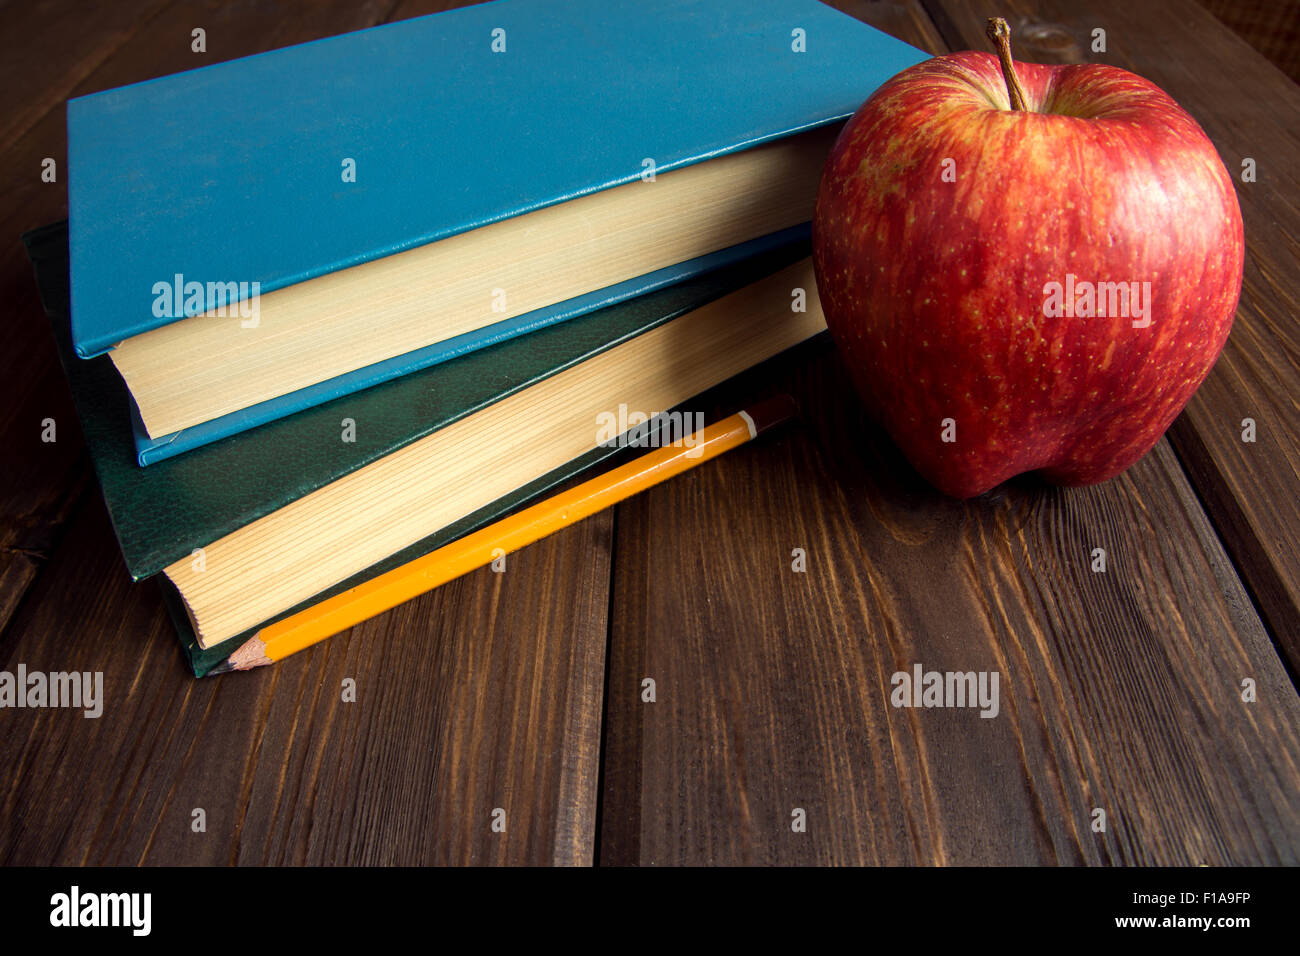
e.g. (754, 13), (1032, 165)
(0, 493), (612, 865)
(825, 0), (949, 54)
(0, 339), (88, 633)
(599, 343), (1300, 865)
(597, 1), (1300, 865)
(922, 0), (1300, 691)
(0, 0), (171, 153)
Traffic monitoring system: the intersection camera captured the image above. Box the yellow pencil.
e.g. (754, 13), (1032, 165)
(211, 395), (798, 673)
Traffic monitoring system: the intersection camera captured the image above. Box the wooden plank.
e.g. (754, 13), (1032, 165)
(599, 341), (1300, 865)
(0, 0), (171, 155)
(825, 0), (948, 53)
(0, 263), (90, 632)
(0, 492), (611, 865)
(920, 0), (1300, 682)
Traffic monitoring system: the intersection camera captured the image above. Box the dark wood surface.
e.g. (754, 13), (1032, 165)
(1, 0), (1297, 866)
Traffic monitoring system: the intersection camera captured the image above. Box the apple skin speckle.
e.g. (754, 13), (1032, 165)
(811, 51), (1244, 498)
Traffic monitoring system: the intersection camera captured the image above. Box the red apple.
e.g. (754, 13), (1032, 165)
(812, 18), (1243, 498)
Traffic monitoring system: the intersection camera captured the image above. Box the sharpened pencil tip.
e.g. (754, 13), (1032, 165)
(228, 634), (273, 671)
(204, 660), (235, 677)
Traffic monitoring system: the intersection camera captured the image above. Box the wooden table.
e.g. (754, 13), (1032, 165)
(2, 0), (1297, 866)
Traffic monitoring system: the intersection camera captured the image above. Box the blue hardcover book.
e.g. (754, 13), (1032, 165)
(67, 0), (926, 457)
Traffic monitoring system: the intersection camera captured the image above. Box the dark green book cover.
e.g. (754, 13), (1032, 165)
(24, 221), (809, 675)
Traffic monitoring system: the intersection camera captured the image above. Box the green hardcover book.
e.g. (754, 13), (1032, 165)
(25, 221), (822, 675)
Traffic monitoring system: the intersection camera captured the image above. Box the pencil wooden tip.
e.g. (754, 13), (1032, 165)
(742, 394), (800, 436)
(225, 634), (273, 672)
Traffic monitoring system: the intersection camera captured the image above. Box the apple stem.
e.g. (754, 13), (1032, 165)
(986, 17), (1028, 111)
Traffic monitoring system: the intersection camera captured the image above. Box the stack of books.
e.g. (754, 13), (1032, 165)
(27, 0), (924, 675)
